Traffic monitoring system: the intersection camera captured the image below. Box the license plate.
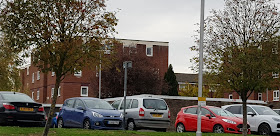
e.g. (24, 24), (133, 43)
(152, 114), (162, 117)
(108, 121), (119, 124)
(19, 107), (34, 112)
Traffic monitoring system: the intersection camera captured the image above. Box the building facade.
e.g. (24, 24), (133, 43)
(20, 39), (169, 104)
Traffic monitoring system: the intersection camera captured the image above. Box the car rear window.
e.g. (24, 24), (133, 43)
(143, 99), (167, 110)
(1, 93), (34, 102)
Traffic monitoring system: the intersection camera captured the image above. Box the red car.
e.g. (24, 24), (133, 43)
(175, 106), (250, 134)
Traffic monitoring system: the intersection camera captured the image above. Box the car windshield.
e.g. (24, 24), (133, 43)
(1, 93), (34, 102)
(143, 99), (167, 110)
(209, 107), (236, 117)
(84, 99), (114, 110)
(252, 106), (279, 115)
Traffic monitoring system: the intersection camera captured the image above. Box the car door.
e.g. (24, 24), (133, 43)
(119, 99), (132, 121)
(61, 99), (75, 127)
(201, 108), (215, 132)
(245, 106), (258, 131)
(183, 107), (197, 131)
(72, 99), (86, 128)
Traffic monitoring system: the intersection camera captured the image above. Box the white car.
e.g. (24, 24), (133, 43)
(222, 104), (280, 135)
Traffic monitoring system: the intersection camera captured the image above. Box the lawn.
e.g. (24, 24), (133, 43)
(0, 126), (258, 136)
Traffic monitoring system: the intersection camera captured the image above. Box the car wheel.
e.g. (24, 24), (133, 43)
(127, 120), (136, 130)
(213, 125), (224, 133)
(57, 118), (64, 128)
(176, 123), (185, 133)
(83, 119), (91, 129)
(258, 123), (271, 135)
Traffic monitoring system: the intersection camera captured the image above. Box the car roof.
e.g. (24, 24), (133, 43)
(182, 105), (219, 109)
(222, 104), (267, 108)
(67, 97), (102, 100)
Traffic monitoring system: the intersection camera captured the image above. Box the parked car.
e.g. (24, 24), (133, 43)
(51, 112), (59, 128)
(57, 97), (123, 130)
(0, 91), (46, 126)
(273, 109), (280, 115)
(175, 105), (250, 134)
(111, 96), (170, 132)
(222, 104), (280, 135)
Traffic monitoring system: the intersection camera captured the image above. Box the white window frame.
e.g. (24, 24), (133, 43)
(32, 73), (35, 83)
(32, 91), (34, 100)
(146, 47), (153, 56)
(51, 87), (61, 97)
(272, 72), (279, 78)
(27, 67), (29, 75)
(74, 68), (82, 77)
(51, 71), (55, 77)
(273, 90), (279, 101)
(81, 86), (88, 96)
(258, 93), (262, 101)
(229, 94), (233, 99)
(37, 90), (40, 100)
(37, 71), (40, 80)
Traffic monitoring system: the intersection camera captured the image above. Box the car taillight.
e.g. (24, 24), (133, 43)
(38, 106), (44, 112)
(59, 107), (62, 111)
(168, 110), (170, 118)
(139, 108), (145, 117)
(3, 103), (15, 110)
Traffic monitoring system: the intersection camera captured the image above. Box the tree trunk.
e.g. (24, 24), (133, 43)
(42, 76), (61, 136)
(242, 97), (248, 136)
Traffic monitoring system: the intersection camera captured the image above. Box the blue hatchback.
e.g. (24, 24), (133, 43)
(57, 97), (123, 130)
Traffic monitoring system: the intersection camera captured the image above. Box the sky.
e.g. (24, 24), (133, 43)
(106, 0), (280, 74)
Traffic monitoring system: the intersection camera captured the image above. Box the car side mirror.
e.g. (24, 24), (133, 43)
(77, 106), (85, 111)
(247, 112), (255, 116)
(206, 114), (212, 119)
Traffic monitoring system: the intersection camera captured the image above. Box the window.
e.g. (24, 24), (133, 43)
(184, 107), (197, 114)
(51, 87), (60, 97)
(37, 71), (40, 80)
(112, 100), (121, 109)
(272, 72), (279, 78)
(143, 99), (167, 110)
(32, 91), (34, 100)
(51, 71), (55, 76)
(247, 106), (256, 114)
(201, 108), (211, 116)
(120, 99), (132, 110)
(74, 99), (85, 109)
(37, 90), (40, 100)
(32, 73), (34, 83)
(74, 69), (82, 77)
(146, 47), (153, 56)
(225, 106), (241, 114)
(27, 67), (29, 75)
(229, 94), (233, 99)
(131, 99), (138, 108)
(65, 99), (75, 108)
(273, 90), (279, 101)
(258, 93), (262, 101)
(81, 86), (88, 96)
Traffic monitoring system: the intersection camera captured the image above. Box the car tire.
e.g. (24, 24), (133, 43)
(127, 120), (136, 130)
(83, 119), (91, 129)
(57, 118), (64, 128)
(213, 124), (224, 133)
(176, 123), (185, 133)
(258, 123), (271, 135)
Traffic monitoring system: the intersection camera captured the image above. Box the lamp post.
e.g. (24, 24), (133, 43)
(196, 0), (205, 136)
(123, 61), (132, 130)
(99, 53), (101, 99)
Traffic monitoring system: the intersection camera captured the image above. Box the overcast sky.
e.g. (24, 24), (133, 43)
(106, 0), (280, 74)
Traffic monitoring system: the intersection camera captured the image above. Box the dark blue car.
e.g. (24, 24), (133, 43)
(57, 97), (123, 130)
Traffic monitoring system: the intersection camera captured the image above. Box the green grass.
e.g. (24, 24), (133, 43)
(0, 126), (258, 136)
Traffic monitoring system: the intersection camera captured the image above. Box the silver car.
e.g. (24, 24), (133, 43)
(111, 96), (170, 131)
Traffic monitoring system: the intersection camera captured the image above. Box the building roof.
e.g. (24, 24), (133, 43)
(175, 73), (198, 83)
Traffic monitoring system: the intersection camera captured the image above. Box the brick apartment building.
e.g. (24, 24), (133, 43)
(20, 39), (169, 104)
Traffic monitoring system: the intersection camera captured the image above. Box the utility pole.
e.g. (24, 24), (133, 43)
(123, 61), (132, 130)
(196, 0), (205, 136)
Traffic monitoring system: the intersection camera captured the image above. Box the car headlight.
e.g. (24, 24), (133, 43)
(120, 113), (124, 118)
(222, 119), (236, 124)
(92, 111), (103, 118)
(272, 117), (280, 122)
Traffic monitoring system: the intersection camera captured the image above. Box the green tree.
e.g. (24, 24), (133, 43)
(0, 0), (118, 135)
(163, 64), (178, 96)
(0, 36), (21, 91)
(191, 0), (280, 135)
